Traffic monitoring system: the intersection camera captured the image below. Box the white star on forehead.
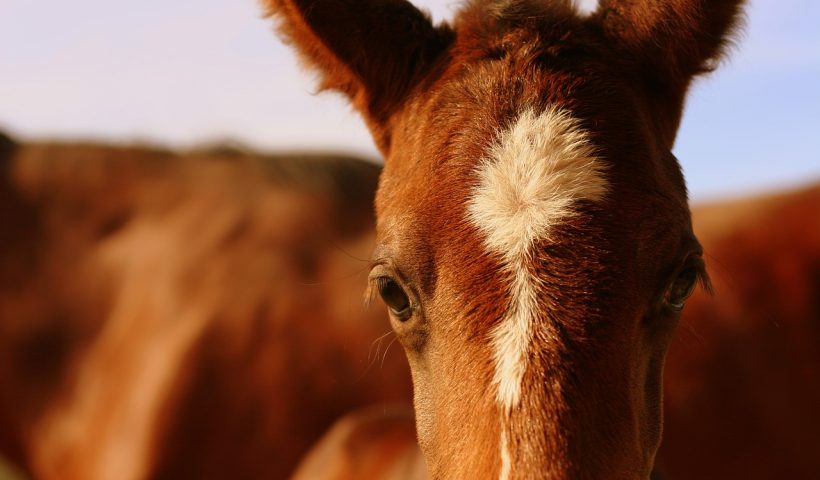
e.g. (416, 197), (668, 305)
(467, 106), (608, 479)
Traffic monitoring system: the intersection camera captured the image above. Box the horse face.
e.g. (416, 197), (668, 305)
(370, 39), (701, 477)
(268, 0), (744, 476)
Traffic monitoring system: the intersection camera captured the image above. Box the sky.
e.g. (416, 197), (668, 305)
(1, 0), (818, 201)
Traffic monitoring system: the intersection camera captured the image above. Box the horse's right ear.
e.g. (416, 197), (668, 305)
(265, 0), (453, 150)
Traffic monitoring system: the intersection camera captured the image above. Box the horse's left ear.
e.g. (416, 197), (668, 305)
(265, 0), (453, 151)
(593, 0), (746, 143)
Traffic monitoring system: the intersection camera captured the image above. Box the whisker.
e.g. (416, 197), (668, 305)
(380, 336), (399, 369)
(368, 329), (393, 361)
(296, 263), (370, 287)
(703, 249), (782, 328)
(676, 318), (705, 344)
(703, 250), (738, 297)
(328, 239), (371, 263)
(357, 329), (394, 381)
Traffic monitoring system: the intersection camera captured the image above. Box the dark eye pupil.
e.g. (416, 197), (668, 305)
(377, 278), (410, 316)
(667, 267), (698, 310)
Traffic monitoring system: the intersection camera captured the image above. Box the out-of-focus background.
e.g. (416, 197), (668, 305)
(1, 0), (818, 200)
(1, 1), (819, 480)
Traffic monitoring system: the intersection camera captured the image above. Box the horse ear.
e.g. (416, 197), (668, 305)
(595, 0), (746, 78)
(593, 0), (746, 141)
(265, 0), (453, 150)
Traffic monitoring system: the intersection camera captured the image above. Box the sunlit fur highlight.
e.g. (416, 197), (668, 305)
(468, 107), (607, 478)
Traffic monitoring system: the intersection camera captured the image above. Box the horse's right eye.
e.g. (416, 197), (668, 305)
(665, 265), (701, 311)
(376, 277), (411, 320)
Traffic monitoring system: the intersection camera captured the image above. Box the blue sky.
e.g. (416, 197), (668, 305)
(1, 0), (817, 201)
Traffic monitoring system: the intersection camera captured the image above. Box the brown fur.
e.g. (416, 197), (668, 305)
(296, 182), (820, 480)
(0, 138), (412, 479)
(268, 0), (745, 477)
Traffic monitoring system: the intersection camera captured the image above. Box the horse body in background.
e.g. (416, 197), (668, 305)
(268, 0), (746, 477)
(0, 139), (411, 479)
(659, 185), (820, 479)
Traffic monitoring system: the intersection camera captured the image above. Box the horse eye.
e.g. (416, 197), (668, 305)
(665, 266), (699, 311)
(377, 277), (411, 319)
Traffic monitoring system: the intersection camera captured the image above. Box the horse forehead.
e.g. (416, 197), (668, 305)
(387, 103), (607, 211)
(377, 104), (612, 282)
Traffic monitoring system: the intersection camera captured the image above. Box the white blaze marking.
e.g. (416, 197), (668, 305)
(498, 429), (512, 480)
(466, 107), (607, 478)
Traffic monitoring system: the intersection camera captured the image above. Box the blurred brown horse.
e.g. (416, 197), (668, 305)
(659, 184), (820, 479)
(0, 133), (412, 479)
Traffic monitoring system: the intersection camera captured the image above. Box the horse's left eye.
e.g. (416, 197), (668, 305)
(665, 266), (699, 311)
(377, 277), (411, 319)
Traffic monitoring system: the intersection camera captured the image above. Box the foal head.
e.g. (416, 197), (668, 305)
(268, 0), (744, 477)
